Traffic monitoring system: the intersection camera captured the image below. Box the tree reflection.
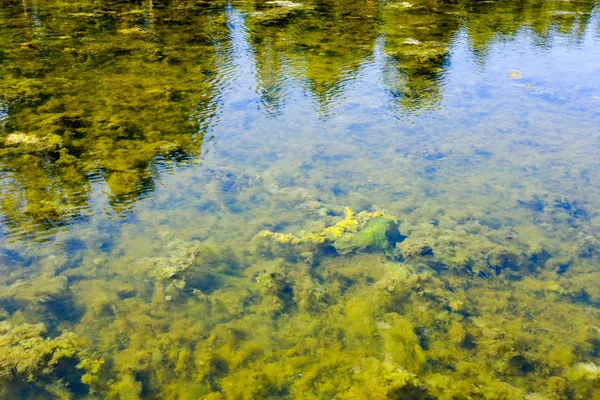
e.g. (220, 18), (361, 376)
(0, 0), (229, 239)
(0, 0), (597, 240)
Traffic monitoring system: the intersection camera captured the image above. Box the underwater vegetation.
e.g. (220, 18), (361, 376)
(0, 0), (599, 399)
(0, 321), (102, 399)
(255, 208), (403, 257)
(2, 206), (600, 399)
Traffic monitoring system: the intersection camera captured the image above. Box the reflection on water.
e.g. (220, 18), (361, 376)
(1, 0), (600, 398)
(0, 0), (229, 239)
(0, 0), (597, 240)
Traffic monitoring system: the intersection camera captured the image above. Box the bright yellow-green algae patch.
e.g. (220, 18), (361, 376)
(255, 207), (403, 257)
(3, 208), (599, 399)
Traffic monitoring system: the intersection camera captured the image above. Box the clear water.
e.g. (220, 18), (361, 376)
(1, 0), (600, 398)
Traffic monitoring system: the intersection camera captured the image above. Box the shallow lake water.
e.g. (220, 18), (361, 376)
(1, 0), (600, 398)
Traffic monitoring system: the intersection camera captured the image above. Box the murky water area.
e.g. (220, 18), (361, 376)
(1, 0), (600, 398)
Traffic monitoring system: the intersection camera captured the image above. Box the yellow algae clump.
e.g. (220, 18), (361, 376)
(117, 27), (159, 42)
(255, 231), (305, 245)
(340, 357), (425, 399)
(507, 70), (524, 79)
(380, 313), (426, 372)
(324, 207), (360, 237)
(108, 374), (143, 400)
(255, 208), (403, 257)
(3, 132), (63, 153)
(567, 362), (600, 381)
(562, 362), (600, 399)
(0, 322), (77, 381)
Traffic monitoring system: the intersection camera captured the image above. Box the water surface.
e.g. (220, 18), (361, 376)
(1, 0), (600, 398)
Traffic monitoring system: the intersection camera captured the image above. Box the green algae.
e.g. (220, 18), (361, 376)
(2, 205), (598, 398)
(0, 321), (102, 399)
(255, 208), (402, 258)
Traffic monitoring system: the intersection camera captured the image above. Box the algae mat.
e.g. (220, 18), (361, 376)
(0, 0), (600, 398)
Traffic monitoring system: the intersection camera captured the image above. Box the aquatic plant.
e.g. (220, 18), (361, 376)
(0, 0), (231, 236)
(6, 206), (583, 399)
(0, 321), (102, 398)
(255, 208), (404, 259)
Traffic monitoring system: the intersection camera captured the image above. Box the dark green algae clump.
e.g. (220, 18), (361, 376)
(2, 208), (600, 399)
